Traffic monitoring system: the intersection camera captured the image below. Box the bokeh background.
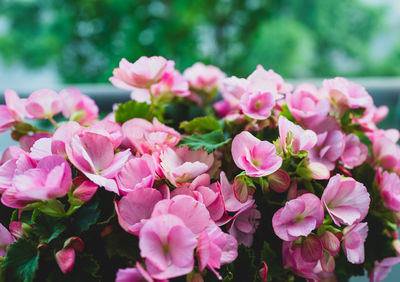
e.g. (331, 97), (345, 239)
(0, 0), (399, 281)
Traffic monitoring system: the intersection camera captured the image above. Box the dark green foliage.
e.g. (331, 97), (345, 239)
(180, 116), (221, 134)
(115, 100), (151, 123)
(70, 199), (101, 233)
(178, 130), (231, 153)
(31, 214), (66, 244)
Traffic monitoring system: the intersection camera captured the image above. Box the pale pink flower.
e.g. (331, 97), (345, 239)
(286, 83), (330, 127)
(309, 130), (345, 171)
(159, 146), (214, 185)
(227, 200), (260, 247)
(66, 131), (131, 194)
(379, 171), (400, 212)
(272, 193), (324, 241)
(278, 116), (317, 154)
(247, 65), (292, 94)
(0, 90), (28, 133)
(183, 62), (225, 92)
(340, 134), (368, 169)
(115, 188), (163, 235)
(221, 76), (249, 109)
(240, 84), (276, 120)
(115, 262), (154, 282)
(323, 77), (373, 109)
(19, 133), (52, 152)
(110, 56), (168, 89)
(86, 119), (123, 150)
(322, 174), (370, 226)
(342, 222), (368, 264)
(1, 155), (71, 208)
(369, 257), (400, 282)
(59, 87), (99, 124)
(0, 223), (15, 257)
(139, 214), (197, 280)
(308, 162), (331, 180)
(151, 61), (190, 98)
(51, 121), (82, 156)
(231, 131), (282, 177)
(373, 137), (400, 170)
(25, 89), (62, 119)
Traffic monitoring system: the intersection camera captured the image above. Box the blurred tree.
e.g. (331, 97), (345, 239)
(0, 0), (387, 82)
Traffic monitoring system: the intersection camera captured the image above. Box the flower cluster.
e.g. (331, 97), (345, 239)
(0, 56), (398, 282)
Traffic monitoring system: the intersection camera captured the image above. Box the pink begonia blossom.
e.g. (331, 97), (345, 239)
(221, 76), (249, 109)
(51, 121), (82, 156)
(115, 262), (154, 282)
(116, 154), (155, 195)
(309, 130), (345, 171)
(367, 128), (399, 144)
(110, 56), (168, 89)
(0, 223), (15, 257)
(228, 200), (260, 247)
(369, 257), (400, 282)
(214, 100), (231, 118)
(247, 65), (292, 94)
(86, 119), (123, 150)
(59, 87), (99, 124)
(159, 146), (214, 185)
(272, 193), (324, 241)
(240, 83), (276, 120)
(278, 116), (317, 154)
(340, 134), (368, 169)
(286, 83), (330, 127)
(183, 62), (226, 92)
(123, 118), (180, 154)
(1, 155), (71, 208)
(219, 171), (252, 213)
(231, 131), (282, 177)
(300, 234), (323, 263)
(373, 136), (400, 170)
(115, 188), (162, 235)
(321, 174), (370, 226)
(197, 221), (238, 278)
(139, 214), (198, 280)
(25, 89), (62, 119)
(72, 176), (98, 203)
(66, 131), (131, 194)
(342, 222), (368, 264)
(151, 61), (190, 98)
(379, 170), (400, 211)
(0, 90), (29, 133)
(19, 133), (52, 152)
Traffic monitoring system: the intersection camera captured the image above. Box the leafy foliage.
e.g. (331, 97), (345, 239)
(115, 100), (151, 123)
(178, 130), (231, 153)
(70, 199), (101, 233)
(180, 116), (221, 134)
(31, 213), (66, 244)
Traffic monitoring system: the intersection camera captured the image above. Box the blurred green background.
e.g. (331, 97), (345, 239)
(0, 0), (400, 83)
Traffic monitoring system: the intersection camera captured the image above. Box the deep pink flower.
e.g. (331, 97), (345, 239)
(59, 87), (98, 124)
(183, 62), (225, 92)
(1, 155), (71, 208)
(379, 171), (400, 212)
(322, 174), (370, 226)
(111, 57), (168, 89)
(25, 89), (62, 119)
(369, 257), (400, 282)
(0, 90), (28, 133)
(309, 130), (345, 171)
(272, 193), (324, 241)
(55, 247), (75, 274)
(340, 134), (368, 169)
(278, 116), (317, 154)
(115, 188), (163, 235)
(66, 131), (131, 194)
(240, 84), (276, 120)
(139, 214), (197, 280)
(342, 222), (368, 264)
(231, 131), (282, 177)
(72, 177), (98, 203)
(0, 223), (15, 257)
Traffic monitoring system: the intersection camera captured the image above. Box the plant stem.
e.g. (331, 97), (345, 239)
(48, 116), (59, 129)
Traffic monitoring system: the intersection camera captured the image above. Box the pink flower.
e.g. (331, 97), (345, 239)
(247, 65), (292, 94)
(72, 177), (98, 203)
(321, 174), (370, 226)
(110, 57), (168, 89)
(278, 116), (317, 154)
(116, 154), (155, 195)
(115, 262), (154, 282)
(25, 89), (62, 119)
(219, 171), (252, 212)
(231, 131), (282, 177)
(86, 119), (123, 150)
(19, 133), (52, 152)
(1, 156), (72, 208)
(286, 83), (330, 127)
(282, 241), (319, 280)
(139, 214), (198, 280)
(0, 223), (15, 257)
(0, 90), (28, 133)
(342, 222), (368, 264)
(56, 247), (75, 274)
(323, 77), (373, 110)
(159, 146), (214, 185)
(66, 131), (131, 194)
(373, 137), (400, 170)
(221, 76), (249, 109)
(268, 169), (290, 193)
(151, 61), (190, 98)
(369, 257), (400, 282)
(59, 87), (99, 124)
(115, 188), (163, 235)
(340, 134), (368, 169)
(228, 201), (260, 247)
(272, 193), (324, 241)
(183, 62), (225, 92)
(379, 171), (400, 211)
(51, 121), (82, 156)
(240, 84), (276, 120)
(309, 130), (345, 171)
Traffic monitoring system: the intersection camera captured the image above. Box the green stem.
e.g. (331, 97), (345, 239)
(48, 116), (59, 129)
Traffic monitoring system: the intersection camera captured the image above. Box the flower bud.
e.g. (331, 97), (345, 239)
(300, 234), (323, 262)
(259, 261), (268, 281)
(320, 231), (340, 256)
(268, 169), (290, 193)
(308, 162), (330, 180)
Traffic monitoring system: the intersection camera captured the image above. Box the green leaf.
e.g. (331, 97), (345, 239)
(178, 130), (231, 153)
(115, 100), (150, 123)
(71, 200), (100, 233)
(32, 213), (66, 244)
(279, 104), (296, 122)
(2, 239), (39, 282)
(180, 116), (221, 134)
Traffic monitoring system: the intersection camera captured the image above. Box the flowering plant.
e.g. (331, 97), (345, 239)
(0, 56), (399, 282)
